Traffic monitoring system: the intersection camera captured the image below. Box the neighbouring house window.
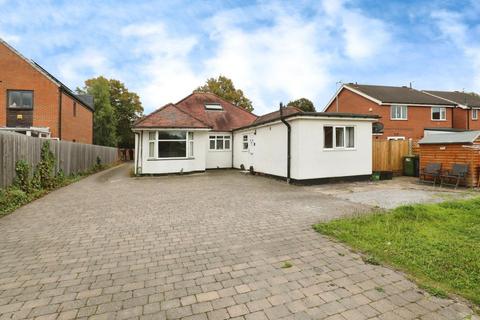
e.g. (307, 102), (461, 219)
(242, 135), (248, 150)
(158, 131), (187, 158)
(387, 136), (405, 141)
(8, 90), (33, 109)
(391, 105), (407, 120)
(73, 102), (77, 117)
(148, 132), (156, 158)
(472, 109), (478, 120)
(188, 132), (194, 157)
(431, 107), (446, 120)
(209, 135), (231, 150)
(324, 126), (355, 149)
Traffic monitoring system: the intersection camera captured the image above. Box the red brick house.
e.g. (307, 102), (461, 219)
(0, 39), (94, 143)
(323, 83), (459, 140)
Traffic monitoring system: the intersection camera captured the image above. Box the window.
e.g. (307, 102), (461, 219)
(188, 132), (194, 157)
(346, 127), (355, 148)
(73, 102), (77, 117)
(8, 90), (33, 109)
(209, 135), (231, 150)
(387, 136), (405, 141)
(431, 107), (446, 121)
(335, 127), (344, 148)
(205, 103), (223, 110)
(148, 132), (156, 158)
(472, 109), (478, 120)
(391, 105), (407, 120)
(323, 126), (333, 149)
(242, 135), (249, 150)
(324, 126), (355, 149)
(158, 131), (187, 158)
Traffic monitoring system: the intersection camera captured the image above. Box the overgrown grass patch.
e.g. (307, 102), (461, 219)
(313, 198), (480, 306)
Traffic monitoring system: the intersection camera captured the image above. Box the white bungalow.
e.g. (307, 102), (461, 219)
(133, 92), (378, 184)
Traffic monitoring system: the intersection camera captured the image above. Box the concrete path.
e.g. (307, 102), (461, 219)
(0, 165), (476, 320)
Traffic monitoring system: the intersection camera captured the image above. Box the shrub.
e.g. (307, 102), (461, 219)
(36, 141), (56, 189)
(0, 187), (29, 215)
(14, 160), (31, 192)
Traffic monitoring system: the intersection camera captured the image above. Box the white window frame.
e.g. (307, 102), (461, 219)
(242, 135), (249, 151)
(431, 106), (447, 121)
(390, 105), (408, 120)
(323, 125), (355, 150)
(387, 136), (405, 141)
(148, 130), (194, 159)
(209, 134), (231, 151)
(472, 109), (478, 120)
(148, 131), (156, 158)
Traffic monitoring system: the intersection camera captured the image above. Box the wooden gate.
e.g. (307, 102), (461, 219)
(372, 140), (410, 174)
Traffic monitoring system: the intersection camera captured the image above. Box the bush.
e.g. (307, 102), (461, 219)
(0, 187), (29, 215)
(14, 160), (31, 192)
(36, 141), (56, 189)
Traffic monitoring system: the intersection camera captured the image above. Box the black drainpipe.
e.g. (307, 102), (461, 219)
(279, 103), (291, 183)
(58, 86), (63, 139)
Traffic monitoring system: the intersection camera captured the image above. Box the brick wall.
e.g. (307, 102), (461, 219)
(0, 42), (60, 136)
(0, 41), (93, 143)
(61, 93), (93, 144)
(324, 88), (454, 140)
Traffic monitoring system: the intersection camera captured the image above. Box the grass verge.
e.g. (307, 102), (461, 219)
(313, 198), (480, 307)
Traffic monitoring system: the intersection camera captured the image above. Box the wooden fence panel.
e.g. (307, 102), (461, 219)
(0, 131), (119, 188)
(372, 140), (410, 174)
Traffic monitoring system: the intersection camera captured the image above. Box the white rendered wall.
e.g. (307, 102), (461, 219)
(206, 132), (232, 169)
(291, 118), (372, 180)
(138, 130), (208, 174)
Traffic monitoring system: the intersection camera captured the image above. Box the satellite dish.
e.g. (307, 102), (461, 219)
(372, 122), (384, 134)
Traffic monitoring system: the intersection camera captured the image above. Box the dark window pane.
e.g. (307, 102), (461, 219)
(209, 140), (215, 149)
(158, 131), (186, 140)
(324, 126), (333, 148)
(8, 91), (22, 108)
(224, 139), (230, 149)
(216, 138), (224, 150)
(21, 92), (32, 108)
(158, 141), (186, 158)
(346, 127), (355, 148)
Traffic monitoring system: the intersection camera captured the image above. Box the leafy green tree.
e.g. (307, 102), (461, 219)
(109, 79), (143, 148)
(194, 75), (254, 112)
(78, 77), (143, 148)
(78, 76), (117, 147)
(287, 98), (316, 112)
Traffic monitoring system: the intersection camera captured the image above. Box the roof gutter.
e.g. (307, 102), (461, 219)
(279, 103), (291, 184)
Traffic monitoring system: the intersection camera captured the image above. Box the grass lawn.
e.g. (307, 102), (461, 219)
(314, 197), (480, 307)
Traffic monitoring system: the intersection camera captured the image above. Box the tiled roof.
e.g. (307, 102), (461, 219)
(135, 92), (257, 131)
(134, 104), (211, 129)
(346, 83), (454, 106)
(424, 90), (480, 108)
(252, 106), (302, 125)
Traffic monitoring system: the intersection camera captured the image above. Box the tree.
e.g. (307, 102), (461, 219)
(287, 98), (316, 112)
(194, 75), (254, 112)
(109, 79), (143, 148)
(78, 77), (143, 148)
(78, 77), (117, 147)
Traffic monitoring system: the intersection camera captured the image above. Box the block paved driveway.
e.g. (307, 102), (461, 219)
(0, 164), (477, 320)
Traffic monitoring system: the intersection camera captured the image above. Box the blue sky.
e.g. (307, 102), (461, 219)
(1, 0), (479, 115)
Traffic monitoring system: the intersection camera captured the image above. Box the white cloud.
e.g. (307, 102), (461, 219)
(120, 22), (201, 108)
(432, 10), (480, 90)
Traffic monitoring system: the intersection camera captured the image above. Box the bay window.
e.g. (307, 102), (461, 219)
(324, 126), (355, 150)
(148, 131), (194, 159)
